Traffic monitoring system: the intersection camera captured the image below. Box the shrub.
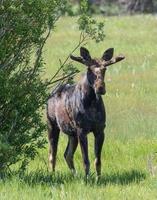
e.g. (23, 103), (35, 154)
(0, 0), (65, 172)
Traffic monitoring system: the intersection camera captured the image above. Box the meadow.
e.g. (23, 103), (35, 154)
(1, 15), (157, 199)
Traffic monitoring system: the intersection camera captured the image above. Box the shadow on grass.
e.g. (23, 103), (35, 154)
(1, 169), (146, 187)
(90, 169), (146, 186)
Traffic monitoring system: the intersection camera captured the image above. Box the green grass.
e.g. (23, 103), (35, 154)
(1, 15), (157, 199)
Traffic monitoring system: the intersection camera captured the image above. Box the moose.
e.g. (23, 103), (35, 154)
(47, 47), (125, 177)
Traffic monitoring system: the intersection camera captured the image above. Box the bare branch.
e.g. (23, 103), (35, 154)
(47, 31), (90, 85)
(48, 71), (77, 86)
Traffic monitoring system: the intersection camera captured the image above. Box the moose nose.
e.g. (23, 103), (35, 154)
(98, 86), (106, 95)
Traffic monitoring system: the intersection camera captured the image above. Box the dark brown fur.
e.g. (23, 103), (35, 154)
(47, 47), (125, 177)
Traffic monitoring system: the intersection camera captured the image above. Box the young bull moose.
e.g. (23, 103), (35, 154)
(47, 47), (125, 177)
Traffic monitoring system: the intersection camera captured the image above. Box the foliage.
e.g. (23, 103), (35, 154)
(78, 0), (105, 42)
(61, 1), (80, 16)
(0, 0), (65, 172)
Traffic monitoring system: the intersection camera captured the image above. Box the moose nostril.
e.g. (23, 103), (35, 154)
(99, 86), (105, 93)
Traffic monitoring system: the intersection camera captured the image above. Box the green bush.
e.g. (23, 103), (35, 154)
(0, 0), (65, 172)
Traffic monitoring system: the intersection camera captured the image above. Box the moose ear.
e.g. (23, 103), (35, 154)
(80, 47), (92, 61)
(102, 48), (114, 61)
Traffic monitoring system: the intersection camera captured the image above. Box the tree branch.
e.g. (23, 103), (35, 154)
(47, 31), (89, 85)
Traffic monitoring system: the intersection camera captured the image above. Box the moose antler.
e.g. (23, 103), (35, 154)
(105, 55), (125, 67)
(70, 55), (86, 65)
(70, 47), (92, 65)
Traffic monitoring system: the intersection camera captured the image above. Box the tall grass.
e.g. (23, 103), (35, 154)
(1, 15), (157, 200)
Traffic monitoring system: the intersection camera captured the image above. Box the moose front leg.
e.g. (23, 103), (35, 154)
(78, 132), (90, 177)
(93, 130), (105, 178)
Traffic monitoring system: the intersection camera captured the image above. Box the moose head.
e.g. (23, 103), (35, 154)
(70, 47), (125, 95)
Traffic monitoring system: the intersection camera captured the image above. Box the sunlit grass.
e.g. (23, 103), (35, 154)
(1, 15), (157, 200)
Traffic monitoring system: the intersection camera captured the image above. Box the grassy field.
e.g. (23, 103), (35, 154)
(1, 15), (157, 199)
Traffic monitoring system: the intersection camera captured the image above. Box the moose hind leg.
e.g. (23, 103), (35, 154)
(93, 130), (105, 177)
(48, 119), (60, 172)
(78, 133), (90, 177)
(64, 135), (78, 172)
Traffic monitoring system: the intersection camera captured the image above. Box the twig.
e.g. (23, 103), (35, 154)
(47, 31), (89, 85)
(8, 110), (18, 136)
(48, 71), (78, 86)
(32, 15), (61, 75)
